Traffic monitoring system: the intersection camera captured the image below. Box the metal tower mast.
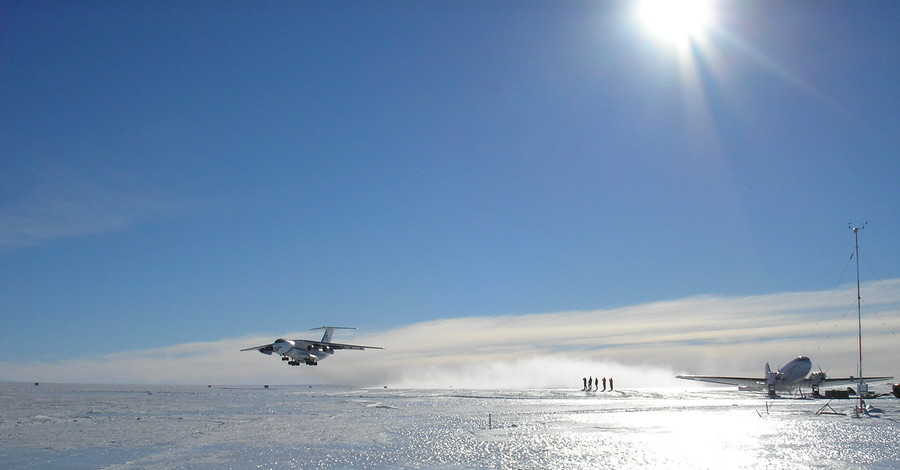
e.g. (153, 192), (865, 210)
(849, 222), (867, 414)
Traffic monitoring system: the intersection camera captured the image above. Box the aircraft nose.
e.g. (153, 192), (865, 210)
(273, 339), (294, 354)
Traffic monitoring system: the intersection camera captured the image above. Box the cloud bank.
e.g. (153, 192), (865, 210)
(2, 280), (898, 388)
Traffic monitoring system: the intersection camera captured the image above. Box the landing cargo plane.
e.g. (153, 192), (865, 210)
(241, 326), (383, 366)
(676, 356), (893, 397)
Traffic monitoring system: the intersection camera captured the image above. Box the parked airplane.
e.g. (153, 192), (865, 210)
(241, 326), (383, 366)
(676, 356), (893, 397)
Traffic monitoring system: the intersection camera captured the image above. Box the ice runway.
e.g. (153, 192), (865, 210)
(2, 383), (899, 469)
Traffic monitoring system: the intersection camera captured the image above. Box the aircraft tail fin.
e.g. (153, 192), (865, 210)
(311, 326), (356, 343)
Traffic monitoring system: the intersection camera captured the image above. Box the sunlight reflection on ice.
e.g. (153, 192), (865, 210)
(1, 383), (898, 469)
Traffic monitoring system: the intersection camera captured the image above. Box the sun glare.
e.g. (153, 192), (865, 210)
(638, 0), (714, 46)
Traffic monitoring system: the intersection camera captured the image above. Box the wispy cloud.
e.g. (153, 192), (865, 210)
(0, 167), (191, 249)
(2, 281), (897, 388)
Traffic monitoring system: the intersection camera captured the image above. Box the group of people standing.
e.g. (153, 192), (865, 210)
(582, 376), (613, 392)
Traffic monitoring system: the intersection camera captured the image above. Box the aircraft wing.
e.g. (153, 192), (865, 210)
(676, 375), (765, 387)
(812, 375), (894, 387)
(240, 343), (275, 355)
(305, 341), (384, 351)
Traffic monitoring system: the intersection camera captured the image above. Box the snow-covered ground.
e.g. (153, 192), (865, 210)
(2, 382), (898, 469)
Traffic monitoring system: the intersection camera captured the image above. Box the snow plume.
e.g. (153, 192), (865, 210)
(383, 356), (680, 390)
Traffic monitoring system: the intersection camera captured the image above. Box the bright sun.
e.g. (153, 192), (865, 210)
(638, 0), (714, 45)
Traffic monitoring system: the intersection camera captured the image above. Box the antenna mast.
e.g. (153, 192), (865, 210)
(849, 222), (867, 414)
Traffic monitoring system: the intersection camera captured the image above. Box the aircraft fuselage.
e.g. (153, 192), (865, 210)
(274, 339), (333, 366)
(739, 356), (812, 391)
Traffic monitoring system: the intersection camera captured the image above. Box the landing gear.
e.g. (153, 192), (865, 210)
(283, 359), (317, 366)
(282, 355), (317, 366)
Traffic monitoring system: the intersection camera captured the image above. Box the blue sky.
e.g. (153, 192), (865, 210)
(1, 1), (898, 384)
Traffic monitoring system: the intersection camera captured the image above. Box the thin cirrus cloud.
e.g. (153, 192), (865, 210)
(2, 280), (897, 388)
(0, 169), (189, 249)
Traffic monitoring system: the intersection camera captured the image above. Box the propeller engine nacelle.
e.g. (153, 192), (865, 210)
(764, 363), (779, 385)
(808, 371), (826, 384)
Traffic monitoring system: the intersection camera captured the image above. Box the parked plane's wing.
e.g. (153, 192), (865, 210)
(816, 375), (894, 386)
(676, 375), (764, 387)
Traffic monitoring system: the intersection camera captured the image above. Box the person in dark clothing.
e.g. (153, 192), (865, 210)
(594, 377), (599, 391)
(582, 377), (587, 391)
(609, 377), (614, 391)
(602, 377), (607, 392)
